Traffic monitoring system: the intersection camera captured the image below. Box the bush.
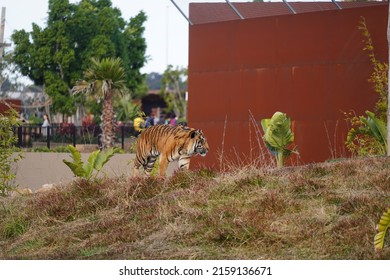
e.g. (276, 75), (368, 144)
(0, 108), (23, 196)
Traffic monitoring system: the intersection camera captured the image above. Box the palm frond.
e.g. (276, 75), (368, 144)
(71, 80), (93, 95)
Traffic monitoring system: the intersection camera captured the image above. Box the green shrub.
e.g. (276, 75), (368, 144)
(2, 215), (29, 239)
(31, 146), (71, 153)
(0, 108), (23, 196)
(346, 111), (387, 156)
(261, 112), (298, 167)
(63, 145), (120, 181)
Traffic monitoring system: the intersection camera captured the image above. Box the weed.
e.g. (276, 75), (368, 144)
(2, 215), (29, 239)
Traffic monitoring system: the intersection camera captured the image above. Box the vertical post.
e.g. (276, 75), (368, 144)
(0, 7), (10, 63)
(72, 125), (76, 147)
(121, 125), (125, 150)
(28, 126), (32, 147)
(46, 126), (51, 149)
(17, 126), (22, 147)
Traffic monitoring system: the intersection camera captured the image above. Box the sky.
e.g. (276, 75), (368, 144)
(0, 0), (253, 77)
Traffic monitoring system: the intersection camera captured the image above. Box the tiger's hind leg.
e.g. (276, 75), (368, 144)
(133, 159), (142, 177)
(143, 155), (158, 176)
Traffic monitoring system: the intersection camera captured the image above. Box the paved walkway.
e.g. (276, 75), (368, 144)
(14, 152), (177, 192)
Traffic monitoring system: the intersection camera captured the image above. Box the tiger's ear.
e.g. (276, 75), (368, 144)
(190, 130), (197, 138)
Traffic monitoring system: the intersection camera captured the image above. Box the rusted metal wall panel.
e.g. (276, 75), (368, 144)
(188, 5), (387, 169)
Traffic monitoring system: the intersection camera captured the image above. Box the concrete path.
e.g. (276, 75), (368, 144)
(14, 152), (178, 192)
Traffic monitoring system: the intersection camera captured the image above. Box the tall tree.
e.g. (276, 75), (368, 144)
(161, 65), (188, 120)
(11, 0), (147, 116)
(72, 57), (127, 149)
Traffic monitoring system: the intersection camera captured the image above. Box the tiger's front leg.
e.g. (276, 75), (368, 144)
(178, 155), (191, 170)
(158, 154), (169, 176)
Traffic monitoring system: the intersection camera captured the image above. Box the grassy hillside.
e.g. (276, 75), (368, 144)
(0, 157), (389, 259)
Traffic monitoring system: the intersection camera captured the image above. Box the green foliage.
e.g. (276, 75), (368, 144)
(115, 95), (143, 122)
(358, 17), (388, 121)
(73, 57), (128, 98)
(2, 215), (29, 239)
(28, 115), (43, 125)
(345, 19), (388, 156)
(30, 146), (70, 153)
(0, 108), (23, 196)
(346, 111), (387, 156)
(261, 112), (297, 167)
(374, 208), (390, 251)
(160, 65), (188, 119)
(11, 0), (147, 115)
(63, 144), (120, 181)
(72, 57), (128, 148)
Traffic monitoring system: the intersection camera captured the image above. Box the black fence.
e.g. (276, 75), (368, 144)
(16, 124), (138, 150)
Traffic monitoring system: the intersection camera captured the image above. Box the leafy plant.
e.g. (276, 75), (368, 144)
(63, 145), (120, 181)
(0, 108), (23, 196)
(374, 208), (390, 251)
(359, 17), (388, 121)
(346, 111), (387, 156)
(115, 95), (144, 122)
(261, 112), (297, 167)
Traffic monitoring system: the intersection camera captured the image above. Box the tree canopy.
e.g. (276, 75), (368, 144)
(160, 65), (188, 120)
(11, 0), (147, 115)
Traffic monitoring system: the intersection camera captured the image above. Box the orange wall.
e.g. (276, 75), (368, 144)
(187, 5), (387, 169)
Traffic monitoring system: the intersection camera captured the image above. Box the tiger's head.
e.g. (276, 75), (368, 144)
(189, 129), (209, 157)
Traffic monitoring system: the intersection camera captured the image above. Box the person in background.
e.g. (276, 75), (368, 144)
(145, 115), (154, 127)
(169, 114), (177, 126)
(42, 114), (50, 137)
(133, 116), (145, 136)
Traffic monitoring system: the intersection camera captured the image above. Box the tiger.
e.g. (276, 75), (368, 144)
(133, 124), (209, 177)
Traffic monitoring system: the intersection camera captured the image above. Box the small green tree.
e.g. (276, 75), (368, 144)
(63, 144), (120, 182)
(261, 112), (297, 167)
(72, 57), (128, 149)
(0, 107), (23, 196)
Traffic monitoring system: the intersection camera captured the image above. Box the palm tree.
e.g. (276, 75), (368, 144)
(72, 57), (128, 149)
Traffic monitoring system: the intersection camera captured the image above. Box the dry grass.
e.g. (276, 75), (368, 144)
(0, 157), (389, 259)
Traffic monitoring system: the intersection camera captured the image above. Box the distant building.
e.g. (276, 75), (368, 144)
(0, 99), (21, 115)
(140, 89), (167, 118)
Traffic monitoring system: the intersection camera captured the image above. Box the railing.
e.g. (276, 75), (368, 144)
(15, 124), (138, 151)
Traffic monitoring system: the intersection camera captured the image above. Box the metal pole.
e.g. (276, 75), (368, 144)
(121, 125), (125, 150)
(47, 126), (51, 149)
(17, 126), (22, 147)
(72, 125), (76, 147)
(225, 0), (244, 20)
(0, 7), (11, 62)
(282, 0), (297, 15)
(331, 0), (342, 10)
(170, 0), (193, 25)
